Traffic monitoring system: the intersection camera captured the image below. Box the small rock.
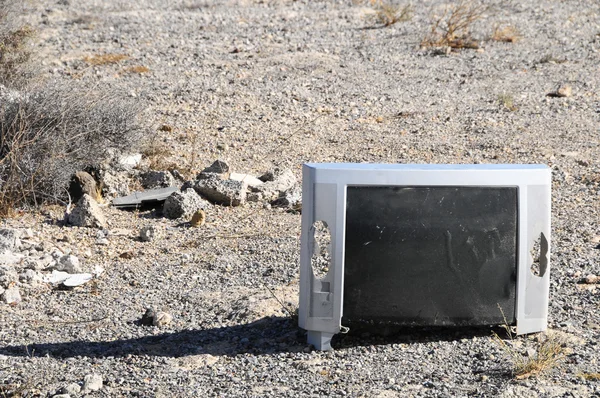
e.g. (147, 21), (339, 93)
(52, 394), (71, 398)
(0, 266), (18, 287)
(548, 84), (572, 98)
(82, 374), (103, 392)
(162, 188), (210, 219)
(141, 170), (178, 189)
(140, 307), (173, 327)
(229, 172), (264, 188)
(0, 228), (21, 254)
(118, 153), (142, 168)
(2, 286), (21, 304)
(67, 194), (107, 229)
(19, 269), (42, 284)
(139, 226), (156, 242)
(57, 255), (82, 274)
(270, 186), (302, 210)
(192, 174), (247, 206)
(190, 209), (206, 227)
(101, 170), (133, 198)
(584, 275), (600, 284)
(255, 168), (297, 201)
(96, 238), (110, 246)
(60, 383), (81, 395)
(198, 159), (230, 180)
(69, 171), (101, 202)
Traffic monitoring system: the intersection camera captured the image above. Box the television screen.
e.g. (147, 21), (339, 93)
(298, 164), (551, 350)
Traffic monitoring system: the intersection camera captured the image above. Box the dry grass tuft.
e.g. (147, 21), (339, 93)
(422, 0), (489, 49)
(579, 373), (600, 381)
(493, 306), (565, 379)
(491, 24), (520, 43)
(84, 53), (129, 66)
(498, 93), (518, 111)
(369, 1), (413, 27)
(124, 65), (150, 74)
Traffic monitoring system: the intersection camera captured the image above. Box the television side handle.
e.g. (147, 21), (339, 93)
(298, 175), (345, 350)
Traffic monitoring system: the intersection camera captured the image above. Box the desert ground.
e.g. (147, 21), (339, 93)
(1, 0), (600, 396)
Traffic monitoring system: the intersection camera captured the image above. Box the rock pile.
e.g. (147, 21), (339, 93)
(0, 227), (99, 305)
(161, 159), (301, 220)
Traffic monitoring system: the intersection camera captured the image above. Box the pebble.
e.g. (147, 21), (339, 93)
(139, 226), (157, 242)
(58, 255), (82, 273)
(190, 209), (206, 227)
(1, 286), (21, 304)
(60, 383), (81, 395)
(83, 374), (103, 392)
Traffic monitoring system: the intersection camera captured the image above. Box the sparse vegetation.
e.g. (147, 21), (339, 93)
(83, 53), (129, 66)
(498, 93), (518, 111)
(124, 65), (150, 74)
(422, 0), (489, 49)
(0, 84), (145, 215)
(491, 24), (520, 43)
(493, 306), (565, 379)
(368, 1), (413, 27)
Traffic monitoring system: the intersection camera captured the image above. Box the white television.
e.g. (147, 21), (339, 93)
(299, 164), (551, 350)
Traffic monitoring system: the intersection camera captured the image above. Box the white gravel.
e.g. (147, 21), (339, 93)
(1, 0), (599, 397)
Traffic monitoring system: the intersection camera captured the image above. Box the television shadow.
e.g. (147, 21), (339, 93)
(0, 316), (306, 359)
(0, 316), (511, 359)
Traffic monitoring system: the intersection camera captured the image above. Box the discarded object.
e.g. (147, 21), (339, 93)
(112, 186), (179, 208)
(44, 270), (94, 287)
(299, 163), (551, 350)
(229, 172), (264, 188)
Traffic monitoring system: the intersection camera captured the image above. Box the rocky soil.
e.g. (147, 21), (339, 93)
(1, 0), (600, 396)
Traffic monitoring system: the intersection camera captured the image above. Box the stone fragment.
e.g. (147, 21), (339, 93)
(584, 275), (600, 284)
(19, 269), (42, 284)
(198, 159), (230, 180)
(68, 195), (107, 229)
(255, 168), (297, 201)
(0, 266), (18, 287)
(229, 173), (264, 188)
(0, 228), (21, 254)
(163, 188), (210, 219)
(69, 171), (101, 202)
(190, 209), (206, 227)
(2, 286), (21, 304)
(548, 84), (573, 98)
(271, 186), (302, 210)
(60, 383), (81, 395)
(140, 307), (173, 327)
(57, 255), (82, 274)
(0, 252), (24, 266)
(192, 174), (247, 206)
(101, 170), (132, 198)
(141, 170), (178, 189)
(82, 374), (103, 392)
(52, 394), (70, 398)
(139, 226), (156, 242)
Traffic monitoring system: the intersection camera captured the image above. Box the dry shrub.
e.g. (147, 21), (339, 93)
(84, 53), (129, 65)
(491, 24), (520, 43)
(0, 84), (145, 214)
(422, 0), (489, 49)
(368, 1), (413, 27)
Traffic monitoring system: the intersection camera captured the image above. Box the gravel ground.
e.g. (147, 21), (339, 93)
(1, 0), (600, 396)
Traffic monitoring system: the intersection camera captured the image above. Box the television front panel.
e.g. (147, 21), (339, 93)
(299, 164), (551, 350)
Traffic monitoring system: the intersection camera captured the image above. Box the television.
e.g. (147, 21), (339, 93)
(298, 164), (551, 350)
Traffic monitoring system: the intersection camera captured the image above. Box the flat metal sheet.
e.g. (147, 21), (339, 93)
(343, 186), (517, 326)
(111, 187), (179, 208)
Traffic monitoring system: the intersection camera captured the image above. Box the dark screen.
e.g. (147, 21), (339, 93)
(343, 186), (517, 326)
